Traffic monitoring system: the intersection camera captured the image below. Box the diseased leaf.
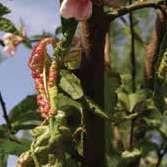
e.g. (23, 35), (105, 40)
(59, 70), (83, 100)
(57, 93), (81, 128)
(139, 140), (158, 157)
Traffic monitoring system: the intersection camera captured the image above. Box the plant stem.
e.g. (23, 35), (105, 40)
(0, 91), (12, 131)
(127, 4), (141, 167)
(129, 6), (136, 93)
(129, 119), (135, 149)
(129, 0), (136, 149)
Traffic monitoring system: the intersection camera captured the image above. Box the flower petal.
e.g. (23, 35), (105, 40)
(2, 33), (13, 40)
(3, 45), (16, 56)
(75, 0), (92, 20)
(60, 0), (92, 21)
(2, 33), (24, 56)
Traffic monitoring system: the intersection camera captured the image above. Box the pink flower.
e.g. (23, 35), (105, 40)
(2, 33), (24, 56)
(60, 0), (92, 21)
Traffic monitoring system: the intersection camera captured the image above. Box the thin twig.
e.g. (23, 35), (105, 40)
(0, 91), (12, 130)
(129, 0), (136, 149)
(129, 5), (136, 93)
(108, 0), (167, 21)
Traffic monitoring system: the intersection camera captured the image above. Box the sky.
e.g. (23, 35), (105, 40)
(0, 0), (61, 166)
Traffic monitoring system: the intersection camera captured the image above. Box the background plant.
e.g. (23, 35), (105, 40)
(0, 0), (167, 167)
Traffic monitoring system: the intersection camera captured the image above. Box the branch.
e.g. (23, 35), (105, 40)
(0, 91), (12, 131)
(107, 0), (167, 21)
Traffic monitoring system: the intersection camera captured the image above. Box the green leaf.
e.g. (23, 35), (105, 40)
(61, 18), (78, 47)
(12, 120), (40, 132)
(122, 148), (142, 159)
(64, 49), (81, 70)
(0, 3), (10, 16)
(9, 95), (40, 131)
(139, 140), (158, 157)
(59, 70), (84, 100)
(105, 71), (121, 113)
(30, 32), (52, 42)
(123, 113), (138, 120)
(0, 17), (19, 34)
(0, 125), (9, 138)
(157, 112), (167, 138)
(117, 90), (151, 113)
(84, 96), (109, 120)
(117, 92), (129, 111)
(0, 138), (30, 156)
(154, 77), (167, 113)
(57, 93), (82, 111)
(22, 37), (32, 49)
(128, 91), (146, 112)
(0, 152), (8, 167)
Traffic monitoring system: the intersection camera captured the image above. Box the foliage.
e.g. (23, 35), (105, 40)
(0, 0), (167, 167)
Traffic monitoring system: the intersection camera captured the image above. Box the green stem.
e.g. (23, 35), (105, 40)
(128, 0), (136, 150)
(129, 1), (136, 93)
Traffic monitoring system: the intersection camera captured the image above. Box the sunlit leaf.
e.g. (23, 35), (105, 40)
(122, 148), (142, 159)
(84, 96), (109, 120)
(59, 70), (83, 100)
